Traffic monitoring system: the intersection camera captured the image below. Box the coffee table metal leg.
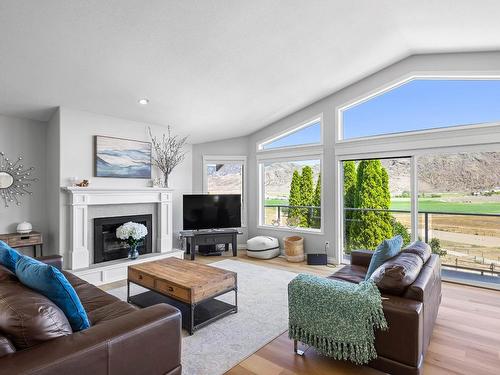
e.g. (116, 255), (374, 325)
(235, 288), (238, 313)
(234, 273), (238, 312)
(126, 280), (130, 303)
(189, 303), (195, 335)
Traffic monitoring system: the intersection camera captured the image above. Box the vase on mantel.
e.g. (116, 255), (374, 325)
(128, 244), (139, 260)
(163, 173), (170, 188)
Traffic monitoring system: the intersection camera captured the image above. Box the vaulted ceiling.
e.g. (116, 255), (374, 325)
(1, 1), (500, 143)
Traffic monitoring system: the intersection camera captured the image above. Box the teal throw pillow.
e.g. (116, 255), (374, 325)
(0, 240), (21, 272)
(365, 235), (403, 280)
(15, 255), (90, 331)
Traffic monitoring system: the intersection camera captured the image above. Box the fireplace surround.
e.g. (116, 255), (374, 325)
(63, 187), (175, 270)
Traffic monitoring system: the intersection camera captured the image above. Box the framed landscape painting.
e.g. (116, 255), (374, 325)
(95, 136), (152, 178)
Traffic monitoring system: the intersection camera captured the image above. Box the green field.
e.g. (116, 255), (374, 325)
(265, 198), (289, 206)
(391, 198), (500, 214)
(265, 197), (500, 214)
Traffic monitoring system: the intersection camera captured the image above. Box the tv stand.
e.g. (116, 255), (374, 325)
(180, 228), (239, 261)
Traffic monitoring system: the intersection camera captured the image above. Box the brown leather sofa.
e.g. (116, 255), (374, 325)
(0, 255), (182, 375)
(329, 248), (442, 375)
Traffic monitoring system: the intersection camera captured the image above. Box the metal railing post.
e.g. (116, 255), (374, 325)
(424, 212), (429, 243)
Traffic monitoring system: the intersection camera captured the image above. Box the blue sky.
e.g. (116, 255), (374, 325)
(263, 121), (321, 149)
(343, 79), (500, 139)
(263, 79), (500, 146)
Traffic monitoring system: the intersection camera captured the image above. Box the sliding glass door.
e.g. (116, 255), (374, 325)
(339, 151), (500, 286)
(417, 151), (500, 281)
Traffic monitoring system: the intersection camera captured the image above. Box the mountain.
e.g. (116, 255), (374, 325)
(206, 153), (500, 198)
(382, 152), (500, 194)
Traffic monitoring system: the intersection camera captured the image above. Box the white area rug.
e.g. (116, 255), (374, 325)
(107, 259), (297, 375)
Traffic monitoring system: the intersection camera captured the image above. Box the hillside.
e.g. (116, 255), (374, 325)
(382, 152), (500, 194)
(207, 153), (500, 198)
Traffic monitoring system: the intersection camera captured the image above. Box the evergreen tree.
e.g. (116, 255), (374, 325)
(349, 160), (393, 249)
(300, 166), (314, 227)
(288, 170), (302, 223)
(343, 161), (357, 249)
(313, 173), (321, 207)
(312, 174), (322, 229)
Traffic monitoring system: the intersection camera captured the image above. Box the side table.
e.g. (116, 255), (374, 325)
(0, 231), (44, 257)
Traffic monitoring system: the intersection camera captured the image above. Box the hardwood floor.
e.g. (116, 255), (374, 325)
(193, 249), (337, 277)
(100, 250), (500, 374)
(226, 281), (500, 375)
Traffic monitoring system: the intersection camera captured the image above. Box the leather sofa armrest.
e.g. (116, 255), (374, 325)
(0, 303), (182, 375)
(372, 296), (423, 369)
(350, 250), (373, 268)
(36, 255), (63, 270)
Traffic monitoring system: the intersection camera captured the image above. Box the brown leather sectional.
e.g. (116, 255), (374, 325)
(0, 255), (182, 375)
(330, 249), (442, 375)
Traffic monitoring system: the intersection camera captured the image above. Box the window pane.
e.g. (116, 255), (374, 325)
(343, 158), (411, 255)
(263, 159), (321, 229)
(262, 121), (321, 150)
(342, 79), (500, 139)
(206, 163), (243, 195)
(417, 152), (500, 280)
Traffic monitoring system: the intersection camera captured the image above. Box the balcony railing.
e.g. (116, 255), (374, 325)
(264, 204), (321, 229)
(346, 207), (500, 276)
(264, 204), (500, 276)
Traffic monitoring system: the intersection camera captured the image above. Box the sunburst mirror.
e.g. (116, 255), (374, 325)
(0, 152), (38, 208)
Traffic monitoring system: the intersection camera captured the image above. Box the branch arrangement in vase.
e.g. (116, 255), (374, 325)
(149, 126), (189, 188)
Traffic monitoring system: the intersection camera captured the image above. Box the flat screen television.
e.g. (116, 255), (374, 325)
(183, 194), (241, 230)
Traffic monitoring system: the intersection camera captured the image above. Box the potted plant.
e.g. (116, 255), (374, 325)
(149, 126), (188, 188)
(116, 221), (148, 260)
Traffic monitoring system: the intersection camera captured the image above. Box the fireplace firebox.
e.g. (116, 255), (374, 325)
(94, 214), (153, 264)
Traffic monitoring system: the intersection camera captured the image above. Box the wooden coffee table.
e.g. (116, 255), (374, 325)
(127, 258), (237, 335)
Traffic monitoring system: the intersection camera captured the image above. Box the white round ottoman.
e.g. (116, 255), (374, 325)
(246, 236), (280, 259)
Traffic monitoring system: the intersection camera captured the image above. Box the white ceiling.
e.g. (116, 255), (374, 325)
(1, 0), (500, 143)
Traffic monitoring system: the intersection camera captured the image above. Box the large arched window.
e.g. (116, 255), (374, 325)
(340, 78), (500, 140)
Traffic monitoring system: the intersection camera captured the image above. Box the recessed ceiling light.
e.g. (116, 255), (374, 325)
(138, 98), (149, 105)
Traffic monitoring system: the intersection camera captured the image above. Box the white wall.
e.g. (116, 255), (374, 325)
(45, 109), (60, 254)
(191, 136), (249, 244)
(57, 107), (192, 256)
(0, 114), (47, 256)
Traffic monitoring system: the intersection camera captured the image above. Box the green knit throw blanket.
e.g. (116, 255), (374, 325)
(288, 274), (387, 365)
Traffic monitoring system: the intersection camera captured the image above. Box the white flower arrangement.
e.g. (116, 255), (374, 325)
(116, 221), (148, 247)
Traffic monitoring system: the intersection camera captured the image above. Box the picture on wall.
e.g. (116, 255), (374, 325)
(95, 136), (152, 178)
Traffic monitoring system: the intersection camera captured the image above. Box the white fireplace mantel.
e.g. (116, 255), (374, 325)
(62, 186), (174, 270)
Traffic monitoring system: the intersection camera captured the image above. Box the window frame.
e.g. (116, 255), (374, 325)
(257, 152), (324, 234)
(202, 155), (248, 227)
(336, 75), (500, 143)
(257, 114), (323, 152)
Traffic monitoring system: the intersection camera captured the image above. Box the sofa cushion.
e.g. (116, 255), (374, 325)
(87, 300), (137, 325)
(0, 278), (72, 349)
(0, 335), (16, 357)
(328, 264), (367, 284)
(370, 252), (424, 295)
(15, 256), (90, 331)
(402, 240), (431, 263)
(62, 270), (89, 289)
(0, 240), (21, 273)
(0, 264), (18, 282)
(365, 235), (403, 280)
(73, 282), (121, 313)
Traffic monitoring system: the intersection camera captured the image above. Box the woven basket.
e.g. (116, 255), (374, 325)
(283, 236), (304, 262)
